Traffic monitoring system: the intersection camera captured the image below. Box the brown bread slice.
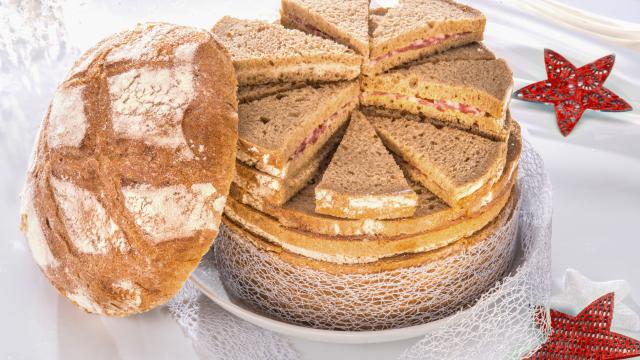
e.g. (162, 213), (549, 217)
(399, 41), (495, 68)
(233, 124), (344, 205)
(231, 118), (522, 237)
(238, 82), (308, 103)
(315, 111), (417, 219)
(369, 114), (507, 206)
(223, 176), (515, 264)
(237, 81), (359, 179)
(280, 0), (370, 57)
(365, 0), (486, 75)
(212, 16), (362, 86)
(361, 59), (513, 140)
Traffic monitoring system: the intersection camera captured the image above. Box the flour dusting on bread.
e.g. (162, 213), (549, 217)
(108, 66), (195, 159)
(47, 85), (87, 149)
(122, 183), (219, 243)
(51, 176), (129, 254)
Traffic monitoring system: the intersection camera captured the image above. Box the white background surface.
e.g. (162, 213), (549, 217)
(1, 0), (639, 359)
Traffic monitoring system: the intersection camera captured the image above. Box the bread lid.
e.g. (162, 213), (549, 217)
(20, 23), (238, 316)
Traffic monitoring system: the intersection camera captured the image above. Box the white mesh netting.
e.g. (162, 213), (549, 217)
(167, 139), (553, 359)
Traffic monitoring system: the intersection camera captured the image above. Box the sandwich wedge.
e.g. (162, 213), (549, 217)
(212, 16), (362, 87)
(365, 0), (485, 75)
(315, 111), (417, 219)
(229, 118), (521, 238)
(233, 125), (344, 205)
(280, 0), (370, 57)
(361, 58), (513, 140)
(237, 81), (359, 180)
(369, 114), (507, 207)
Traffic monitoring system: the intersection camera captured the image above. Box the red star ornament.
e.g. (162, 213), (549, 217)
(513, 49), (632, 136)
(526, 293), (640, 359)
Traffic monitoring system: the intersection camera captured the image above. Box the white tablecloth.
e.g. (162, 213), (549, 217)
(1, 0), (638, 359)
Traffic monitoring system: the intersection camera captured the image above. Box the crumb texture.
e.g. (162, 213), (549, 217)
(370, 0), (484, 42)
(212, 17), (355, 61)
(370, 115), (503, 187)
(317, 111), (413, 195)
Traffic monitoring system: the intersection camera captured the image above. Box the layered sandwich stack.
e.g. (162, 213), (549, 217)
(212, 0), (522, 330)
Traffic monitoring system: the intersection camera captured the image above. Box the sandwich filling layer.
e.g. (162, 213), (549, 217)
(369, 32), (471, 66)
(283, 13), (332, 41)
(238, 63), (360, 84)
(362, 91), (486, 117)
(288, 101), (354, 162)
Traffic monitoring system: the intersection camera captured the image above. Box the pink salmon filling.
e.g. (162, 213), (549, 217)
(369, 32), (470, 65)
(288, 102), (352, 161)
(367, 92), (485, 116)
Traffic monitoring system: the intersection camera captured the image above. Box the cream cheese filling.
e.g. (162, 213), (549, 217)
(369, 32), (470, 66)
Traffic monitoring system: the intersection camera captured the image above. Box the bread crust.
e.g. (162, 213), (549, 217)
(223, 174), (514, 264)
(221, 185), (518, 273)
(20, 23), (238, 316)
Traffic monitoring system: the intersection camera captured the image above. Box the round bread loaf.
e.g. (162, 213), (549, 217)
(19, 23), (238, 316)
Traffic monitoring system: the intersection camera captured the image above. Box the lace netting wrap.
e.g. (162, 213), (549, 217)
(167, 140), (552, 358)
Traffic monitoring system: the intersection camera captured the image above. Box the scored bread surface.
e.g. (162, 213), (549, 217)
(280, 0), (371, 57)
(370, 115), (507, 206)
(315, 111), (417, 219)
(212, 16), (362, 85)
(20, 23), (238, 316)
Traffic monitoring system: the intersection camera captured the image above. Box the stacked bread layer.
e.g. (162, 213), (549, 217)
(213, 0), (521, 330)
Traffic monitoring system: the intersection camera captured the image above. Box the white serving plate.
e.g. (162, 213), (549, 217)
(191, 227), (527, 344)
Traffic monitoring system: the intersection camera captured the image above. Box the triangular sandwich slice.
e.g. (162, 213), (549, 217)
(233, 124), (345, 205)
(361, 58), (513, 140)
(237, 81), (359, 180)
(314, 111), (417, 219)
(280, 0), (370, 57)
(369, 115), (507, 207)
(365, 0), (485, 75)
(212, 17), (362, 87)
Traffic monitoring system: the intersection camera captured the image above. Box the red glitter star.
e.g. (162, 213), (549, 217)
(526, 293), (640, 359)
(513, 49), (632, 136)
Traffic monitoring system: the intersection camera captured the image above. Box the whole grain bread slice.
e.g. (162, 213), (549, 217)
(229, 119), (521, 237)
(361, 59), (513, 140)
(212, 16), (362, 86)
(365, 0), (486, 75)
(399, 41), (495, 68)
(280, 0), (371, 57)
(233, 123), (345, 205)
(369, 114), (507, 206)
(237, 81), (359, 179)
(315, 111), (417, 219)
(224, 177), (515, 264)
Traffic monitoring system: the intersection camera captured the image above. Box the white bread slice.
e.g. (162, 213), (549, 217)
(361, 59), (513, 140)
(280, 0), (370, 57)
(212, 16), (362, 86)
(369, 114), (507, 206)
(365, 0), (486, 75)
(237, 81), (359, 179)
(315, 111), (417, 219)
